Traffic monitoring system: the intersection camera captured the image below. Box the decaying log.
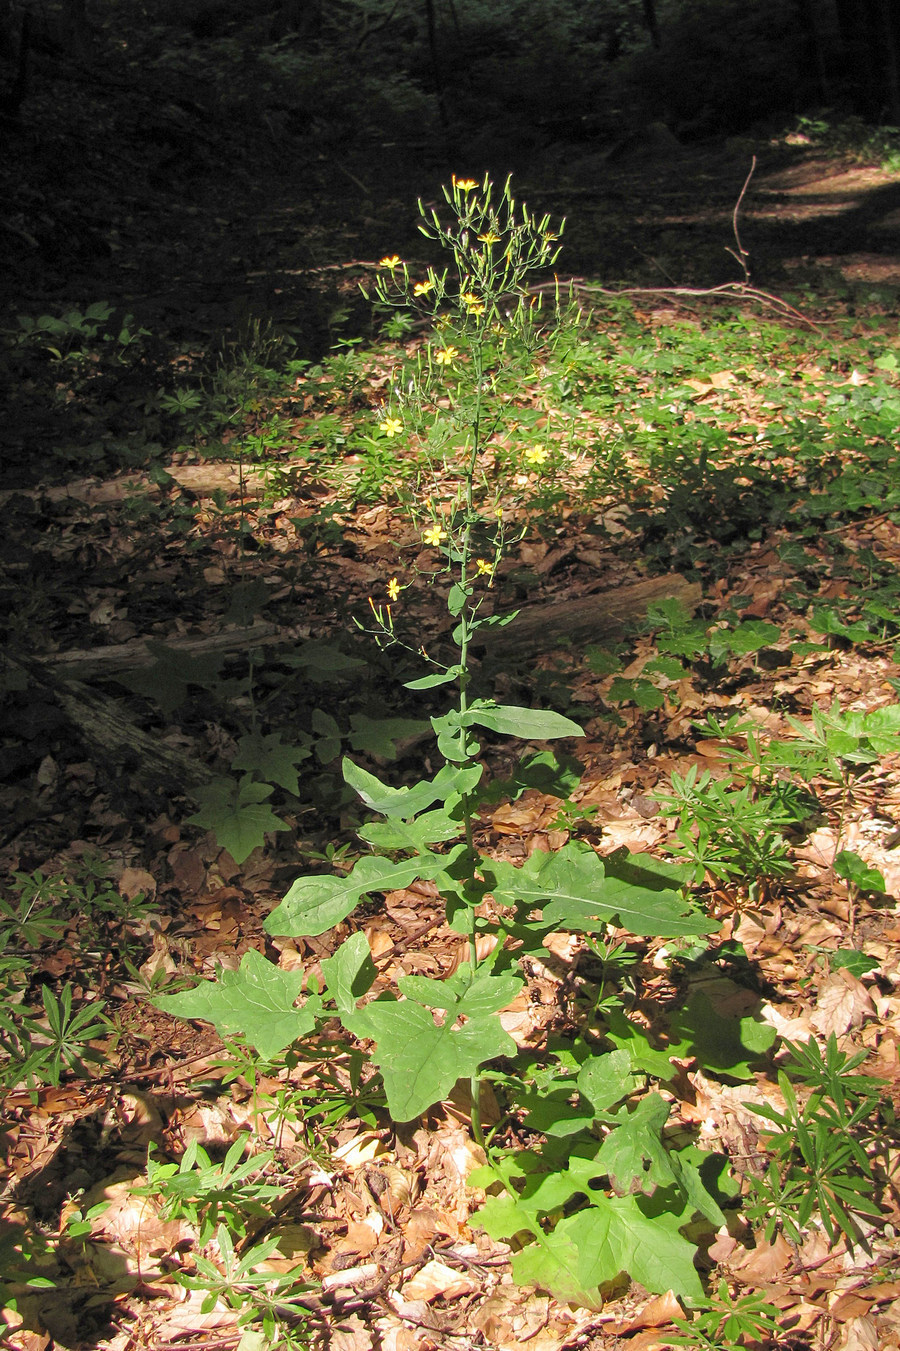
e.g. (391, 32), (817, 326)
(473, 573), (702, 657)
(4, 653), (214, 794)
(43, 622), (285, 680)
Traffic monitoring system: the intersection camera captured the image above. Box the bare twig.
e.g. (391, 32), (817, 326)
(725, 155), (756, 284)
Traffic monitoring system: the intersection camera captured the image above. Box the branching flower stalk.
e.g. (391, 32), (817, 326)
(366, 174), (564, 1140)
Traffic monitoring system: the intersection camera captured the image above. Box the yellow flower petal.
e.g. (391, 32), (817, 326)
(379, 255), (402, 269)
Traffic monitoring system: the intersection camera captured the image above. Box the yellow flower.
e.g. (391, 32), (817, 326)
(379, 255), (402, 269)
(524, 445), (549, 466)
(453, 176), (478, 191)
(478, 229), (501, 246)
(462, 292), (485, 315)
(495, 505), (503, 518)
(434, 346), (459, 367)
(382, 416), (403, 438)
(475, 558), (492, 575)
(387, 576), (401, 601)
(414, 278), (435, 296)
(423, 525), (447, 547)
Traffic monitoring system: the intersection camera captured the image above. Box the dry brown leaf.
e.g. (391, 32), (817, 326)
(811, 968), (876, 1037)
(730, 1232), (794, 1282)
(621, 1290), (684, 1331)
(326, 1314), (375, 1351)
(837, 1315), (880, 1350)
(400, 1258), (478, 1302)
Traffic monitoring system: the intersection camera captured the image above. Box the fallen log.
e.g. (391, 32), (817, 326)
(3, 653), (214, 795)
(474, 573), (702, 657)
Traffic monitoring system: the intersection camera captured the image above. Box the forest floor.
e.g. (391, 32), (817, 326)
(2, 24), (900, 1351)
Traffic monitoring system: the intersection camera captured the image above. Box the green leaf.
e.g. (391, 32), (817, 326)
(448, 582), (471, 616)
(231, 732), (312, 796)
(398, 964), (523, 1017)
(479, 751), (584, 804)
(404, 665), (464, 690)
(603, 1007), (676, 1079)
(347, 997), (516, 1122)
(359, 807), (463, 850)
(321, 932), (377, 1018)
(153, 949), (317, 1057)
(489, 846), (710, 938)
(283, 641), (367, 682)
(668, 990), (776, 1080)
(607, 677), (665, 710)
(466, 700), (585, 741)
(311, 708), (342, 763)
(343, 759), (482, 818)
(348, 714), (430, 760)
(186, 775), (289, 864)
(834, 850), (886, 893)
(267, 847), (466, 937)
(118, 642), (225, 713)
(721, 621), (781, 656)
(556, 1195), (704, 1301)
(577, 1049), (640, 1113)
(593, 1093), (674, 1191)
(831, 950), (880, 977)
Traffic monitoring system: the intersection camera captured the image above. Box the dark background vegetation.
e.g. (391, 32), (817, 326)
(1, 0), (898, 411)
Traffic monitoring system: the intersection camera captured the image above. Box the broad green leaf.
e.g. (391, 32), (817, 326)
(448, 582), (471, 616)
(231, 732), (311, 796)
(311, 708), (342, 764)
(479, 750), (584, 805)
(359, 807), (463, 850)
(668, 990), (776, 1080)
(348, 714), (430, 760)
(603, 1007), (676, 1079)
(511, 1226), (600, 1309)
(557, 1194), (703, 1301)
(347, 998), (516, 1121)
(831, 949), (880, 977)
(720, 621), (781, 656)
(268, 847), (466, 937)
(576, 1049), (638, 1113)
(398, 964), (523, 1017)
(321, 932), (377, 1018)
(186, 775), (289, 864)
(861, 704), (900, 754)
(118, 642), (224, 714)
(153, 950), (316, 1057)
(608, 677), (665, 710)
(466, 700), (584, 741)
(834, 850), (886, 893)
(489, 846), (710, 937)
(343, 759), (482, 818)
(592, 1093), (673, 1191)
(282, 641), (367, 682)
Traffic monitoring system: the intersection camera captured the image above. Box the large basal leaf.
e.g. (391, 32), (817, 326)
(153, 949), (317, 1058)
(552, 1194), (704, 1302)
(348, 972), (518, 1118)
(231, 732), (312, 797)
(186, 775), (290, 865)
(591, 1093), (674, 1192)
(118, 642), (224, 714)
(268, 847), (466, 937)
(489, 846), (711, 937)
